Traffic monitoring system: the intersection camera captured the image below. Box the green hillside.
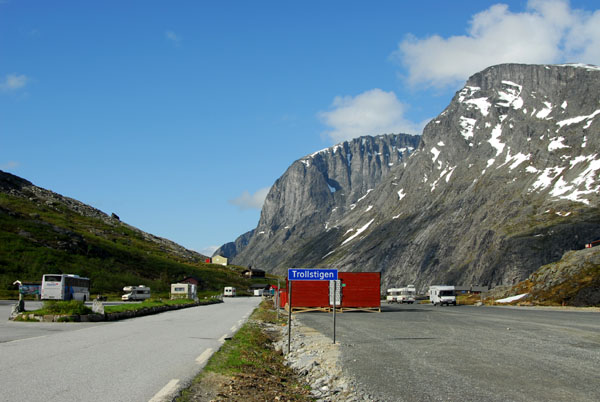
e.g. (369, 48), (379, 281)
(0, 173), (265, 298)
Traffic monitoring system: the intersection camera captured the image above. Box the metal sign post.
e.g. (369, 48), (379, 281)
(329, 279), (342, 344)
(276, 278), (280, 320)
(287, 279), (292, 354)
(333, 280), (336, 344)
(286, 268), (339, 354)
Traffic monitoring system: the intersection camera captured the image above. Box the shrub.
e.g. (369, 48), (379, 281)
(42, 300), (92, 315)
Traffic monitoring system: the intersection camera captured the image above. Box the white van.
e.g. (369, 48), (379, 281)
(122, 285), (151, 301)
(224, 287), (236, 297)
(429, 285), (456, 306)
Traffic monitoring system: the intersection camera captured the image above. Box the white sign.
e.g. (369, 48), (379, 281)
(329, 280), (342, 306)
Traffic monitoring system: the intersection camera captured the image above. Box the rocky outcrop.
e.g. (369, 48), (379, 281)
(221, 63), (600, 292)
(519, 246), (599, 306)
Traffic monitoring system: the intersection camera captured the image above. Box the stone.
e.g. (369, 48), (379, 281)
(92, 299), (105, 315)
(9, 301), (24, 319)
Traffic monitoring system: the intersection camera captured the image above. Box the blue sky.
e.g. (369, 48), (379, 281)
(2, 0), (599, 255)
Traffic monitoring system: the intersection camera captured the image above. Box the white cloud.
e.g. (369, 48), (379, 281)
(165, 30), (182, 46)
(1, 74), (28, 91)
(229, 187), (270, 210)
(318, 88), (421, 143)
(0, 161), (20, 170)
(393, 0), (600, 88)
(199, 245), (219, 257)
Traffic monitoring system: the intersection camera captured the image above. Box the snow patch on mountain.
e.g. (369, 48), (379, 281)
(488, 124), (505, 156)
(397, 189), (406, 201)
(530, 167), (565, 191)
(548, 137), (569, 152)
(497, 81), (523, 109)
(536, 102), (553, 119)
(459, 117), (476, 141)
(557, 109), (600, 129)
(342, 219), (375, 245)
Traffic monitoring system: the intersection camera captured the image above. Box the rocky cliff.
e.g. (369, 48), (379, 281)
(218, 134), (420, 267)
(220, 63), (600, 292)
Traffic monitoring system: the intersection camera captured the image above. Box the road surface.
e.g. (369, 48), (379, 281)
(297, 303), (600, 402)
(0, 297), (260, 402)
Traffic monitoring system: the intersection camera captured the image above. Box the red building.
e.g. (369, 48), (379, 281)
(279, 272), (380, 312)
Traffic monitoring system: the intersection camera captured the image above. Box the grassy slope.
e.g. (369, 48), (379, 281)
(0, 192), (269, 296)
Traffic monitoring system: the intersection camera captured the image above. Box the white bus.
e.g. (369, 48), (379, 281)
(41, 274), (91, 301)
(224, 287), (236, 297)
(122, 285), (151, 301)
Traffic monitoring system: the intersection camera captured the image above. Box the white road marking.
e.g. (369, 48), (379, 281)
(195, 348), (213, 365)
(148, 379), (180, 402)
(230, 325), (238, 332)
(218, 334), (228, 344)
(5, 334), (49, 344)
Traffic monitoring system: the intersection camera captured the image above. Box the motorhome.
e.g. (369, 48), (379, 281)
(122, 285), (151, 301)
(388, 285), (416, 304)
(223, 287), (236, 297)
(386, 285), (417, 304)
(170, 283), (197, 300)
(429, 285), (456, 306)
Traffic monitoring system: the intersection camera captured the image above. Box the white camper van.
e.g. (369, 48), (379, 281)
(170, 283), (197, 300)
(429, 285), (456, 306)
(224, 287), (236, 297)
(122, 285), (151, 301)
(386, 285), (416, 304)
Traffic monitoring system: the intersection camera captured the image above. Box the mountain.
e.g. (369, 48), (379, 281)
(0, 170), (254, 295)
(220, 63), (600, 292)
(216, 134), (421, 266)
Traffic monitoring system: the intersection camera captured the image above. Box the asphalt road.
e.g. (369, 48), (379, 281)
(0, 297), (261, 402)
(297, 303), (600, 402)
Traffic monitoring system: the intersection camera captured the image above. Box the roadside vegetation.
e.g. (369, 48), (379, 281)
(457, 293), (484, 305)
(176, 300), (313, 402)
(21, 300), (93, 316)
(14, 298), (219, 319)
(103, 298), (218, 313)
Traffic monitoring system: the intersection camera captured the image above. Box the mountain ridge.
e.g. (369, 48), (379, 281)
(215, 133), (421, 267)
